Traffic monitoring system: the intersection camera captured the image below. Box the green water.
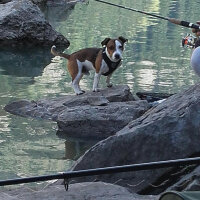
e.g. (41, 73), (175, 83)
(0, 0), (200, 184)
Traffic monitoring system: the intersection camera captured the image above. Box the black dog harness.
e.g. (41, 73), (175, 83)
(102, 47), (121, 76)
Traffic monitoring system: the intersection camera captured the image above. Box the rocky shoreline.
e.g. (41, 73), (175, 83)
(2, 0), (200, 199)
(0, 182), (158, 200)
(70, 83), (200, 194)
(5, 85), (150, 139)
(4, 83), (200, 198)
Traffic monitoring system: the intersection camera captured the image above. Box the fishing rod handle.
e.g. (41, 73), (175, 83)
(169, 18), (200, 30)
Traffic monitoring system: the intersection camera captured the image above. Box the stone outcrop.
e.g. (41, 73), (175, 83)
(57, 100), (149, 139)
(70, 83), (200, 194)
(5, 85), (150, 139)
(0, 0), (70, 46)
(5, 85), (135, 119)
(0, 182), (158, 200)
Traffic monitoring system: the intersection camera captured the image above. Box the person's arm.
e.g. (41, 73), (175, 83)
(192, 21), (200, 37)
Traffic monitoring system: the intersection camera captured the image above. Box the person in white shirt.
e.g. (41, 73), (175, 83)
(190, 22), (200, 76)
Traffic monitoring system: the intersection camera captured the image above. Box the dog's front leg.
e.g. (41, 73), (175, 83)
(93, 73), (101, 92)
(106, 73), (113, 88)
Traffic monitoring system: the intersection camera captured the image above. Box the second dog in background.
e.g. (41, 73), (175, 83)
(51, 36), (128, 95)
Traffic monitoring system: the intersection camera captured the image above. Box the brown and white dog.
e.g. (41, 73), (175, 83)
(51, 36), (128, 95)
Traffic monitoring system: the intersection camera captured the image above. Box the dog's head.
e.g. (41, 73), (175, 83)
(101, 36), (128, 62)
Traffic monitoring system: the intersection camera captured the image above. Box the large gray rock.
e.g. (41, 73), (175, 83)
(5, 85), (135, 119)
(0, 182), (158, 200)
(0, 0), (70, 46)
(57, 100), (149, 139)
(5, 85), (149, 139)
(71, 83), (200, 194)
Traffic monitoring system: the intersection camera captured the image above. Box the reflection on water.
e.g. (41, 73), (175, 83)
(0, 47), (52, 77)
(41, 1), (75, 23)
(64, 139), (97, 160)
(0, 0), (200, 182)
(57, 131), (98, 160)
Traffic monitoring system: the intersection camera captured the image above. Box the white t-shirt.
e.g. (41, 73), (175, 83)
(191, 46), (200, 76)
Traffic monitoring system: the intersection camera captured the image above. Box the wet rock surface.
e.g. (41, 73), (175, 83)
(70, 83), (200, 194)
(57, 100), (149, 139)
(5, 85), (149, 139)
(0, 182), (158, 200)
(0, 0), (70, 46)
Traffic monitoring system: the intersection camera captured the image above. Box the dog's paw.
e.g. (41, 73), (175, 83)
(107, 83), (113, 88)
(93, 88), (100, 92)
(76, 91), (84, 95)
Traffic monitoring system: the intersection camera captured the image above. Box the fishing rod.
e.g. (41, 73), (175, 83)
(1, 157), (200, 187)
(95, 0), (200, 30)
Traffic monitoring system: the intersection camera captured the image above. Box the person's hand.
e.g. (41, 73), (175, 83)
(192, 21), (200, 37)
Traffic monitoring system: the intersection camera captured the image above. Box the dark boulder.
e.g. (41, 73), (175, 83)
(5, 85), (135, 119)
(0, 0), (70, 46)
(57, 100), (150, 139)
(5, 85), (150, 139)
(70, 83), (200, 194)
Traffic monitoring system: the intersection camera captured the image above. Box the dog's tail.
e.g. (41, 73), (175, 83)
(51, 45), (70, 59)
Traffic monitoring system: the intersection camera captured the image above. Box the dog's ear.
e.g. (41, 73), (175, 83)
(101, 38), (111, 46)
(118, 36), (128, 44)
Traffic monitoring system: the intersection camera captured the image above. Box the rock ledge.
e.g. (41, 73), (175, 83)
(5, 85), (150, 139)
